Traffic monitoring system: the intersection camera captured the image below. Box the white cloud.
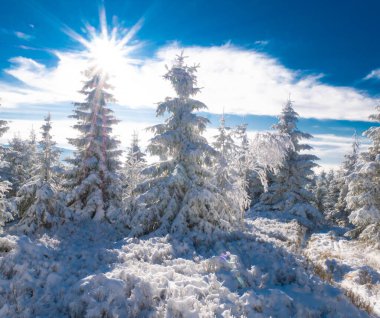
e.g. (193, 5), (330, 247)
(308, 134), (369, 171)
(0, 43), (377, 121)
(14, 31), (33, 41)
(364, 68), (380, 81)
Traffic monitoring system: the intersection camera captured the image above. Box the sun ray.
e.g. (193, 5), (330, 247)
(62, 6), (142, 75)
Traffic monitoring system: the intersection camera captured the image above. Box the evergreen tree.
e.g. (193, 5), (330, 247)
(130, 54), (243, 237)
(213, 114), (250, 214)
(256, 99), (321, 227)
(324, 170), (341, 220)
(123, 132), (146, 214)
(335, 133), (360, 222)
(66, 66), (122, 221)
(346, 106), (380, 243)
(212, 114), (237, 190)
(0, 181), (11, 232)
(213, 113), (237, 158)
(234, 123), (266, 205)
(0, 100), (11, 228)
(0, 100), (9, 139)
(3, 133), (37, 197)
(17, 114), (65, 231)
(313, 171), (328, 212)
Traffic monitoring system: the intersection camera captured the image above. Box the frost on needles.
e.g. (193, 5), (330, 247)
(65, 66), (123, 222)
(16, 114), (67, 232)
(255, 99), (322, 228)
(129, 54), (244, 237)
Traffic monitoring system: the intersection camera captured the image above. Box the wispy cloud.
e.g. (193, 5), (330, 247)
(14, 31), (34, 41)
(0, 43), (377, 121)
(364, 68), (380, 81)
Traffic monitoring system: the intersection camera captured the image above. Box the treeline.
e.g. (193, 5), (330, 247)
(0, 54), (378, 245)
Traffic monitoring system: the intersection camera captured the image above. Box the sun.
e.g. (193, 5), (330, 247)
(86, 34), (129, 74)
(64, 8), (142, 75)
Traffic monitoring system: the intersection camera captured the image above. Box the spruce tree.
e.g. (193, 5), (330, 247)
(3, 133), (36, 197)
(335, 133), (360, 222)
(0, 100), (11, 229)
(346, 106), (380, 243)
(313, 170), (328, 212)
(123, 132), (146, 214)
(212, 114), (237, 190)
(213, 114), (250, 214)
(324, 170), (341, 221)
(66, 66), (122, 221)
(0, 100), (9, 138)
(17, 114), (65, 231)
(256, 99), (321, 227)
(130, 54), (243, 236)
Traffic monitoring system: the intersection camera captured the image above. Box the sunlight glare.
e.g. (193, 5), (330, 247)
(64, 7), (142, 75)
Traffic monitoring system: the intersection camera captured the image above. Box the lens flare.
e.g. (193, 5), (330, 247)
(63, 7), (142, 74)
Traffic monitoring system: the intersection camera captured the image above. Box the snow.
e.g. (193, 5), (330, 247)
(0, 213), (372, 317)
(305, 232), (380, 316)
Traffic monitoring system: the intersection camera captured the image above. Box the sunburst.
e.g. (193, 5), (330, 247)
(64, 7), (142, 74)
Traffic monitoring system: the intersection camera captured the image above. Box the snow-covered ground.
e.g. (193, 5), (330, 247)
(0, 214), (375, 317)
(305, 232), (380, 316)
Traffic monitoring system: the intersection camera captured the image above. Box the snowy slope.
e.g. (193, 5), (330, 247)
(305, 232), (380, 316)
(0, 215), (373, 317)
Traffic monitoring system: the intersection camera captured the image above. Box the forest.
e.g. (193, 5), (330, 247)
(0, 53), (379, 317)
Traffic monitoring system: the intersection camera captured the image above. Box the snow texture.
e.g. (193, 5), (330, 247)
(0, 212), (371, 317)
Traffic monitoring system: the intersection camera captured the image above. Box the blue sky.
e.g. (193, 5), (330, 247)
(0, 0), (380, 169)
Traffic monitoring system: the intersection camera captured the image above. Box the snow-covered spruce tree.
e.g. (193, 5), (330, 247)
(333, 133), (360, 225)
(234, 123), (265, 205)
(323, 170), (341, 220)
(123, 132), (146, 214)
(3, 133), (37, 197)
(0, 100), (11, 229)
(0, 181), (11, 232)
(255, 99), (321, 227)
(213, 113), (237, 158)
(212, 114), (250, 215)
(346, 106), (380, 243)
(0, 100), (9, 139)
(66, 66), (122, 221)
(313, 170), (328, 212)
(16, 114), (66, 231)
(130, 54), (243, 237)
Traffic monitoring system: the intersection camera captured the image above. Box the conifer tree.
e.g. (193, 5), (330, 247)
(213, 114), (250, 214)
(3, 133), (36, 196)
(123, 132), (146, 213)
(313, 170), (328, 212)
(17, 114), (65, 231)
(346, 106), (380, 242)
(66, 66), (122, 221)
(0, 100), (9, 139)
(130, 54), (243, 236)
(256, 99), (321, 227)
(0, 100), (11, 229)
(212, 114), (237, 190)
(335, 133), (360, 220)
(324, 170), (341, 219)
